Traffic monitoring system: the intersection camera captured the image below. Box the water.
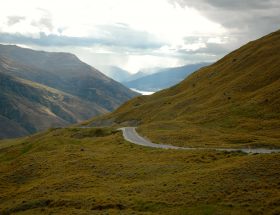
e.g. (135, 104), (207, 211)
(130, 88), (155, 95)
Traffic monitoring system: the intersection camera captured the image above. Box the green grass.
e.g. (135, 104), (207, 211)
(21, 142), (33, 154)
(0, 128), (279, 214)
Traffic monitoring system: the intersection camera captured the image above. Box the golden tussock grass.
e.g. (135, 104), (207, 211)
(0, 128), (279, 214)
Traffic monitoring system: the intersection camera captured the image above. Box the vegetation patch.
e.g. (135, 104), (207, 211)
(68, 128), (118, 139)
(2, 199), (52, 214)
(133, 200), (170, 212)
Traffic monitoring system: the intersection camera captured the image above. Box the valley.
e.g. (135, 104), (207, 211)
(122, 63), (210, 92)
(102, 63), (210, 92)
(87, 30), (280, 150)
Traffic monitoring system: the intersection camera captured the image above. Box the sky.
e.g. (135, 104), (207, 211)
(0, 0), (279, 73)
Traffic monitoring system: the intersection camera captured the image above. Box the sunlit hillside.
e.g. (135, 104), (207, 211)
(88, 30), (280, 148)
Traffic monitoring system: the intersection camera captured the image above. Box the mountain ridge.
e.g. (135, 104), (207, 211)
(0, 44), (138, 138)
(98, 66), (132, 82)
(0, 71), (108, 138)
(0, 44), (138, 111)
(122, 63), (210, 91)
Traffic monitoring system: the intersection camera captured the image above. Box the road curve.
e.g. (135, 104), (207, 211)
(118, 127), (280, 154)
(118, 127), (183, 149)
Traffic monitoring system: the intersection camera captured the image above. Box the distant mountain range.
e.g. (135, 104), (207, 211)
(122, 63), (210, 91)
(126, 67), (163, 82)
(100, 63), (210, 92)
(99, 66), (161, 83)
(0, 44), (138, 138)
(98, 66), (132, 82)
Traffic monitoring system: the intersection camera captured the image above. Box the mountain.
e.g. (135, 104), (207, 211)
(0, 45), (138, 111)
(98, 66), (161, 83)
(98, 66), (131, 82)
(0, 71), (105, 138)
(0, 45), (138, 138)
(124, 67), (163, 82)
(88, 30), (280, 148)
(122, 63), (210, 91)
(98, 64), (208, 92)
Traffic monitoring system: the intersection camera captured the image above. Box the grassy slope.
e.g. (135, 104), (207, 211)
(0, 72), (107, 137)
(0, 127), (279, 214)
(0, 115), (29, 138)
(0, 45), (139, 111)
(87, 30), (280, 148)
(0, 44), (139, 138)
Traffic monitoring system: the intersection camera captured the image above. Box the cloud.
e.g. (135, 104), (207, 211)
(181, 35), (232, 55)
(7, 16), (26, 26)
(195, 0), (276, 10)
(0, 24), (165, 49)
(179, 42), (231, 56)
(31, 17), (53, 32)
(169, 0), (280, 39)
(93, 24), (165, 49)
(31, 8), (54, 32)
(1, 0), (279, 72)
(166, 0), (280, 64)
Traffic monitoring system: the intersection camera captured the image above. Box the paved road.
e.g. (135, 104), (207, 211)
(118, 127), (184, 149)
(118, 127), (280, 154)
(119, 127), (184, 149)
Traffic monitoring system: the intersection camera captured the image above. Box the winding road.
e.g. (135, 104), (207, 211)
(119, 127), (280, 154)
(118, 127), (183, 149)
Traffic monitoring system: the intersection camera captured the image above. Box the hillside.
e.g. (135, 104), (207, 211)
(0, 127), (279, 214)
(0, 45), (138, 138)
(0, 44), (138, 111)
(0, 71), (106, 138)
(88, 30), (280, 148)
(123, 63), (210, 91)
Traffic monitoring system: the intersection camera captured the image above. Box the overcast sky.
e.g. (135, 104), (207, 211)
(0, 0), (279, 73)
